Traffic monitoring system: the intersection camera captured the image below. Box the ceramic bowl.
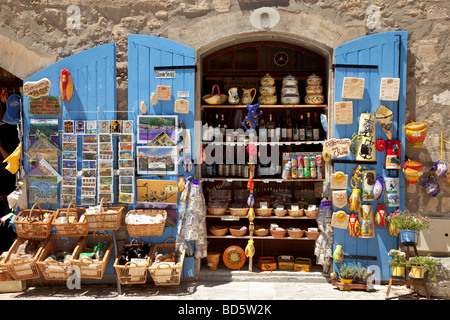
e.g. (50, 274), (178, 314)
(258, 94), (277, 105)
(281, 86), (299, 95)
(304, 94), (324, 105)
(282, 75), (298, 86)
(306, 74), (322, 86)
(260, 74), (275, 86)
(281, 94), (300, 105)
(259, 86), (276, 95)
(305, 85), (323, 94)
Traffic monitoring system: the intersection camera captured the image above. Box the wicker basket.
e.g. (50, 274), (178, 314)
(148, 238), (185, 286)
(255, 208), (273, 217)
(305, 209), (319, 219)
(0, 263), (14, 281)
(125, 209), (167, 237)
(85, 198), (124, 231)
(71, 232), (113, 280)
(113, 238), (152, 285)
(229, 226), (248, 237)
(254, 226), (269, 236)
(305, 231), (321, 240)
(14, 203), (56, 239)
(229, 208), (249, 216)
(209, 226), (228, 236)
(53, 202), (88, 237)
(3, 238), (48, 280)
(274, 209), (287, 217)
(207, 207), (227, 216)
(288, 209), (305, 217)
(288, 229), (305, 238)
(37, 235), (81, 281)
(270, 228), (287, 238)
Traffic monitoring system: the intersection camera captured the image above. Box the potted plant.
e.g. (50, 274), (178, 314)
(409, 254), (441, 281)
(386, 209), (431, 244)
(339, 263), (357, 285)
(354, 263), (373, 285)
(388, 249), (408, 277)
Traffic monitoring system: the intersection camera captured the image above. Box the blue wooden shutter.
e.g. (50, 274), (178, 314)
(127, 35), (196, 277)
(22, 43), (117, 209)
(332, 31), (407, 281)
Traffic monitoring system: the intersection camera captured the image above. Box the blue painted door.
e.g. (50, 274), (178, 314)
(22, 43), (117, 210)
(127, 35), (196, 277)
(332, 31), (407, 281)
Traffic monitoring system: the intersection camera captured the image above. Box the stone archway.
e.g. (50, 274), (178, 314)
(0, 33), (56, 81)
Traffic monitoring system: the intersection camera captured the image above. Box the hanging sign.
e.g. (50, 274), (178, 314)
(385, 140), (401, 169)
(332, 190), (347, 208)
(157, 85), (172, 100)
(323, 138), (352, 158)
(355, 113), (376, 162)
(334, 101), (353, 124)
(342, 77), (365, 99)
(155, 71), (176, 78)
(380, 77), (400, 101)
(174, 99), (189, 114)
(23, 78), (51, 98)
(361, 170), (377, 201)
(28, 96), (62, 116)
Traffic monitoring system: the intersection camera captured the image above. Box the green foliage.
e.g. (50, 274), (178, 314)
(386, 209), (431, 231)
(387, 249), (408, 267)
(409, 254), (441, 281)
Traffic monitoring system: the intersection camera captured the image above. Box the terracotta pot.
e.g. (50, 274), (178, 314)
(403, 122), (427, 148)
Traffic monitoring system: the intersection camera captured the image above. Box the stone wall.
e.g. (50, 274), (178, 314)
(0, 0), (449, 216)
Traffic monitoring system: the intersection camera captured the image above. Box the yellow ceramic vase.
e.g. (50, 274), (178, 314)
(392, 266), (405, 277)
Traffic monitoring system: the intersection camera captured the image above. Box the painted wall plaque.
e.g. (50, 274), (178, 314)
(342, 77), (365, 99)
(156, 85), (172, 100)
(28, 96), (61, 116)
(355, 113), (376, 162)
(174, 99), (189, 114)
(136, 179), (178, 204)
(334, 101), (353, 124)
(379, 77), (400, 101)
(23, 78), (51, 98)
(323, 138), (352, 158)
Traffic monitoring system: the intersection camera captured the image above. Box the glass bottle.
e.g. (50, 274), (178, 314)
(267, 114), (275, 142)
(259, 118), (267, 142)
(313, 112), (320, 141)
(306, 112), (313, 141)
(299, 114), (306, 141)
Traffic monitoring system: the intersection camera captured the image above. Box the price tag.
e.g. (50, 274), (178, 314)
(291, 205), (299, 210)
(276, 180), (283, 183)
(227, 179), (233, 182)
(263, 179), (269, 184)
(260, 202), (268, 209)
(221, 216), (240, 221)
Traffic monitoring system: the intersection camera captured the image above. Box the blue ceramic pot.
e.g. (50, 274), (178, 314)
(399, 229), (417, 244)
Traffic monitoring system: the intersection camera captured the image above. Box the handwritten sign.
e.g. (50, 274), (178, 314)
(155, 71), (176, 78)
(380, 78), (400, 101)
(342, 77), (365, 99)
(157, 85), (171, 100)
(323, 138), (352, 158)
(23, 78), (51, 98)
(334, 101), (353, 124)
(174, 99), (189, 114)
(29, 96), (61, 116)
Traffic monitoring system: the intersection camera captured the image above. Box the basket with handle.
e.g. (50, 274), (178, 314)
(148, 238), (185, 286)
(202, 84), (227, 105)
(3, 237), (48, 280)
(53, 202), (88, 237)
(257, 256), (277, 271)
(70, 231), (113, 280)
(113, 238), (152, 285)
(278, 255), (295, 270)
(37, 235), (81, 281)
(294, 257), (312, 272)
(85, 198), (124, 231)
(125, 209), (167, 237)
(14, 203), (56, 239)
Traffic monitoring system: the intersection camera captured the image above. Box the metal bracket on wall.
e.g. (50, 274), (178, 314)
(331, 159), (377, 165)
(343, 255), (377, 261)
(331, 64), (379, 70)
(154, 65), (197, 71)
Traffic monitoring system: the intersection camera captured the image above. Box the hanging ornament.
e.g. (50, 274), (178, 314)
(347, 213), (361, 238)
(3, 143), (22, 174)
(374, 203), (386, 227)
(140, 101), (147, 114)
(372, 175), (385, 200)
(348, 188), (361, 212)
(333, 245), (344, 263)
(387, 221), (399, 237)
(60, 69), (74, 101)
(359, 204), (375, 238)
(375, 105), (393, 140)
(248, 207), (255, 221)
(376, 137), (386, 152)
(150, 92), (157, 106)
(245, 239), (255, 258)
(247, 193), (255, 207)
(1, 87), (8, 103)
(177, 175), (186, 193)
(247, 177), (254, 192)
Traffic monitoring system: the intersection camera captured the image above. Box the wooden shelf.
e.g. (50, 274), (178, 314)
(201, 104), (327, 111)
(206, 214), (318, 220)
(202, 177), (325, 182)
(207, 235), (316, 240)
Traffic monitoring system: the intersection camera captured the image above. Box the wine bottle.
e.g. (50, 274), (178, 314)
(306, 112), (313, 141)
(281, 114), (287, 141)
(313, 112), (320, 141)
(259, 118), (267, 142)
(292, 115), (299, 140)
(299, 114), (306, 141)
(286, 110), (293, 141)
(275, 114), (281, 141)
(267, 114), (275, 142)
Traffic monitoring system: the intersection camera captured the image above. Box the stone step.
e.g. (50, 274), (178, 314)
(199, 265), (329, 283)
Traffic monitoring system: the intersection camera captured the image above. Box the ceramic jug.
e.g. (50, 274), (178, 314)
(228, 87), (239, 104)
(421, 174), (440, 197)
(430, 159), (448, 177)
(241, 88), (256, 105)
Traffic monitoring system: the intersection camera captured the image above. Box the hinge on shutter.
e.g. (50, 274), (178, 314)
(343, 255), (377, 261)
(331, 64), (378, 70)
(154, 65), (197, 71)
(331, 159), (377, 165)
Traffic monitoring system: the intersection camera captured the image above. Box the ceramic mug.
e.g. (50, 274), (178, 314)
(430, 159), (448, 178)
(420, 174), (440, 197)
